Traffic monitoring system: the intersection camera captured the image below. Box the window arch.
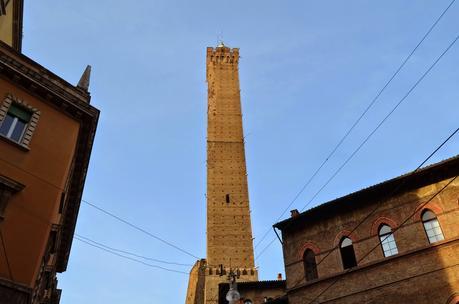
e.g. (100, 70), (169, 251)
(303, 249), (318, 281)
(340, 237), (357, 269)
(422, 209), (444, 244)
(379, 224), (398, 257)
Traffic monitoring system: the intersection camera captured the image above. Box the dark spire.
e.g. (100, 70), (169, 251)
(77, 65), (91, 92)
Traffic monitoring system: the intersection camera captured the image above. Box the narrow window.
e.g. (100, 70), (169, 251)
(303, 249), (318, 281)
(59, 192), (65, 214)
(0, 0), (9, 15)
(0, 104), (32, 142)
(422, 210), (444, 244)
(48, 230), (58, 254)
(340, 237), (357, 269)
(225, 194), (230, 204)
(379, 224), (398, 257)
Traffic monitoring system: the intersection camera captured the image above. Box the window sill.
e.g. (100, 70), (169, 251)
(0, 134), (30, 151)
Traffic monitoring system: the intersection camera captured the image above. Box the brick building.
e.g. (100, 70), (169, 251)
(274, 156), (459, 304)
(0, 1), (99, 303)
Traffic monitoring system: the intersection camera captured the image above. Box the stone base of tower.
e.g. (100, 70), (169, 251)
(185, 259), (258, 304)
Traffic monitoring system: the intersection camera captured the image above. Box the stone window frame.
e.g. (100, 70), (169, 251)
(0, 94), (40, 149)
(0, 175), (25, 221)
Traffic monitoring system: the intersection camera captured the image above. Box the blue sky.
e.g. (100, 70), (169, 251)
(23, 1), (459, 303)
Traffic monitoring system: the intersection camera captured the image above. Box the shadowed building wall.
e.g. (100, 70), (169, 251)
(274, 156), (459, 304)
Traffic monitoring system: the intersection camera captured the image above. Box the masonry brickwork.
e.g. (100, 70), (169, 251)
(274, 157), (459, 304)
(185, 45), (258, 304)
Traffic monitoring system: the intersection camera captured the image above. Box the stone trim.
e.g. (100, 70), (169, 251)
(370, 216), (399, 237)
(0, 175), (25, 221)
(414, 198), (443, 221)
(0, 93), (41, 149)
(297, 241), (321, 260)
(334, 230), (358, 247)
(0, 277), (32, 304)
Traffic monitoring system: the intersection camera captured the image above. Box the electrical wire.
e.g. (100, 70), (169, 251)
(281, 124), (459, 293)
(255, 32), (459, 262)
(0, 154), (200, 260)
(306, 175), (458, 304)
(7, 199), (197, 274)
(253, 0), (457, 250)
(0, 230), (14, 281)
(75, 233), (193, 266)
(311, 126), (459, 268)
(74, 236), (189, 275)
(82, 200), (200, 260)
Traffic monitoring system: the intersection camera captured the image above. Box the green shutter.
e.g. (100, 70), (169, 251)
(8, 104), (32, 122)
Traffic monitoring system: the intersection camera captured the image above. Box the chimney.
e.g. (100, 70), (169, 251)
(290, 209), (299, 218)
(277, 273), (282, 280)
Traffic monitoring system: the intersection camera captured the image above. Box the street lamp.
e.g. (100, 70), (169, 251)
(225, 270), (240, 304)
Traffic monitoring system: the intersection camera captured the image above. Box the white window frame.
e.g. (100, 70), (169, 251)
(379, 225), (398, 257)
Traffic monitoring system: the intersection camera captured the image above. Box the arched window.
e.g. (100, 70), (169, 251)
(340, 237), (357, 269)
(422, 210), (444, 244)
(379, 224), (398, 257)
(303, 249), (318, 281)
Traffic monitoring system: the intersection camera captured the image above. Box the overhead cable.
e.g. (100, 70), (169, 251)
(255, 32), (459, 261)
(254, 0), (457, 250)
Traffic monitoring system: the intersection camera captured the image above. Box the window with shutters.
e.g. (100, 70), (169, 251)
(0, 103), (32, 142)
(0, 94), (40, 148)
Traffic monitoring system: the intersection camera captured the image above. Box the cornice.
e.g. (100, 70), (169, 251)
(0, 42), (100, 272)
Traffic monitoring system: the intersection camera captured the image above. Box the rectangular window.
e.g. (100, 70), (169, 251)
(0, 104), (32, 142)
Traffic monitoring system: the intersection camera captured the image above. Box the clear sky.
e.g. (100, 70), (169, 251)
(23, 1), (459, 303)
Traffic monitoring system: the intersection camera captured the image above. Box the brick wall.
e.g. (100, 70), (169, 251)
(281, 177), (459, 303)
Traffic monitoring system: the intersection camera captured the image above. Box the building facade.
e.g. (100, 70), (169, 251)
(186, 44), (258, 304)
(274, 156), (459, 304)
(218, 279), (286, 304)
(0, 2), (99, 303)
(0, 0), (23, 52)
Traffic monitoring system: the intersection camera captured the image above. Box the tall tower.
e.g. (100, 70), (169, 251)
(206, 44), (256, 270)
(185, 44), (258, 304)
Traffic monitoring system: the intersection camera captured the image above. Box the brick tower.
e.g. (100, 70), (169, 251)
(185, 44), (258, 304)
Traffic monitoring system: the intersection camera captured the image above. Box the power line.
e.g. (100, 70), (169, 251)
(306, 175), (458, 304)
(255, 32), (459, 261)
(82, 200), (200, 260)
(75, 233), (193, 266)
(74, 236), (189, 275)
(8, 199), (197, 272)
(281, 124), (459, 293)
(0, 154), (201, 260)
(0, 230), (14, 281)
(311, 125), (459, 268)
(253, 0), (457, 250)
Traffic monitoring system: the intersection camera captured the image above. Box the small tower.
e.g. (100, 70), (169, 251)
(186, 44), (258, 304)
